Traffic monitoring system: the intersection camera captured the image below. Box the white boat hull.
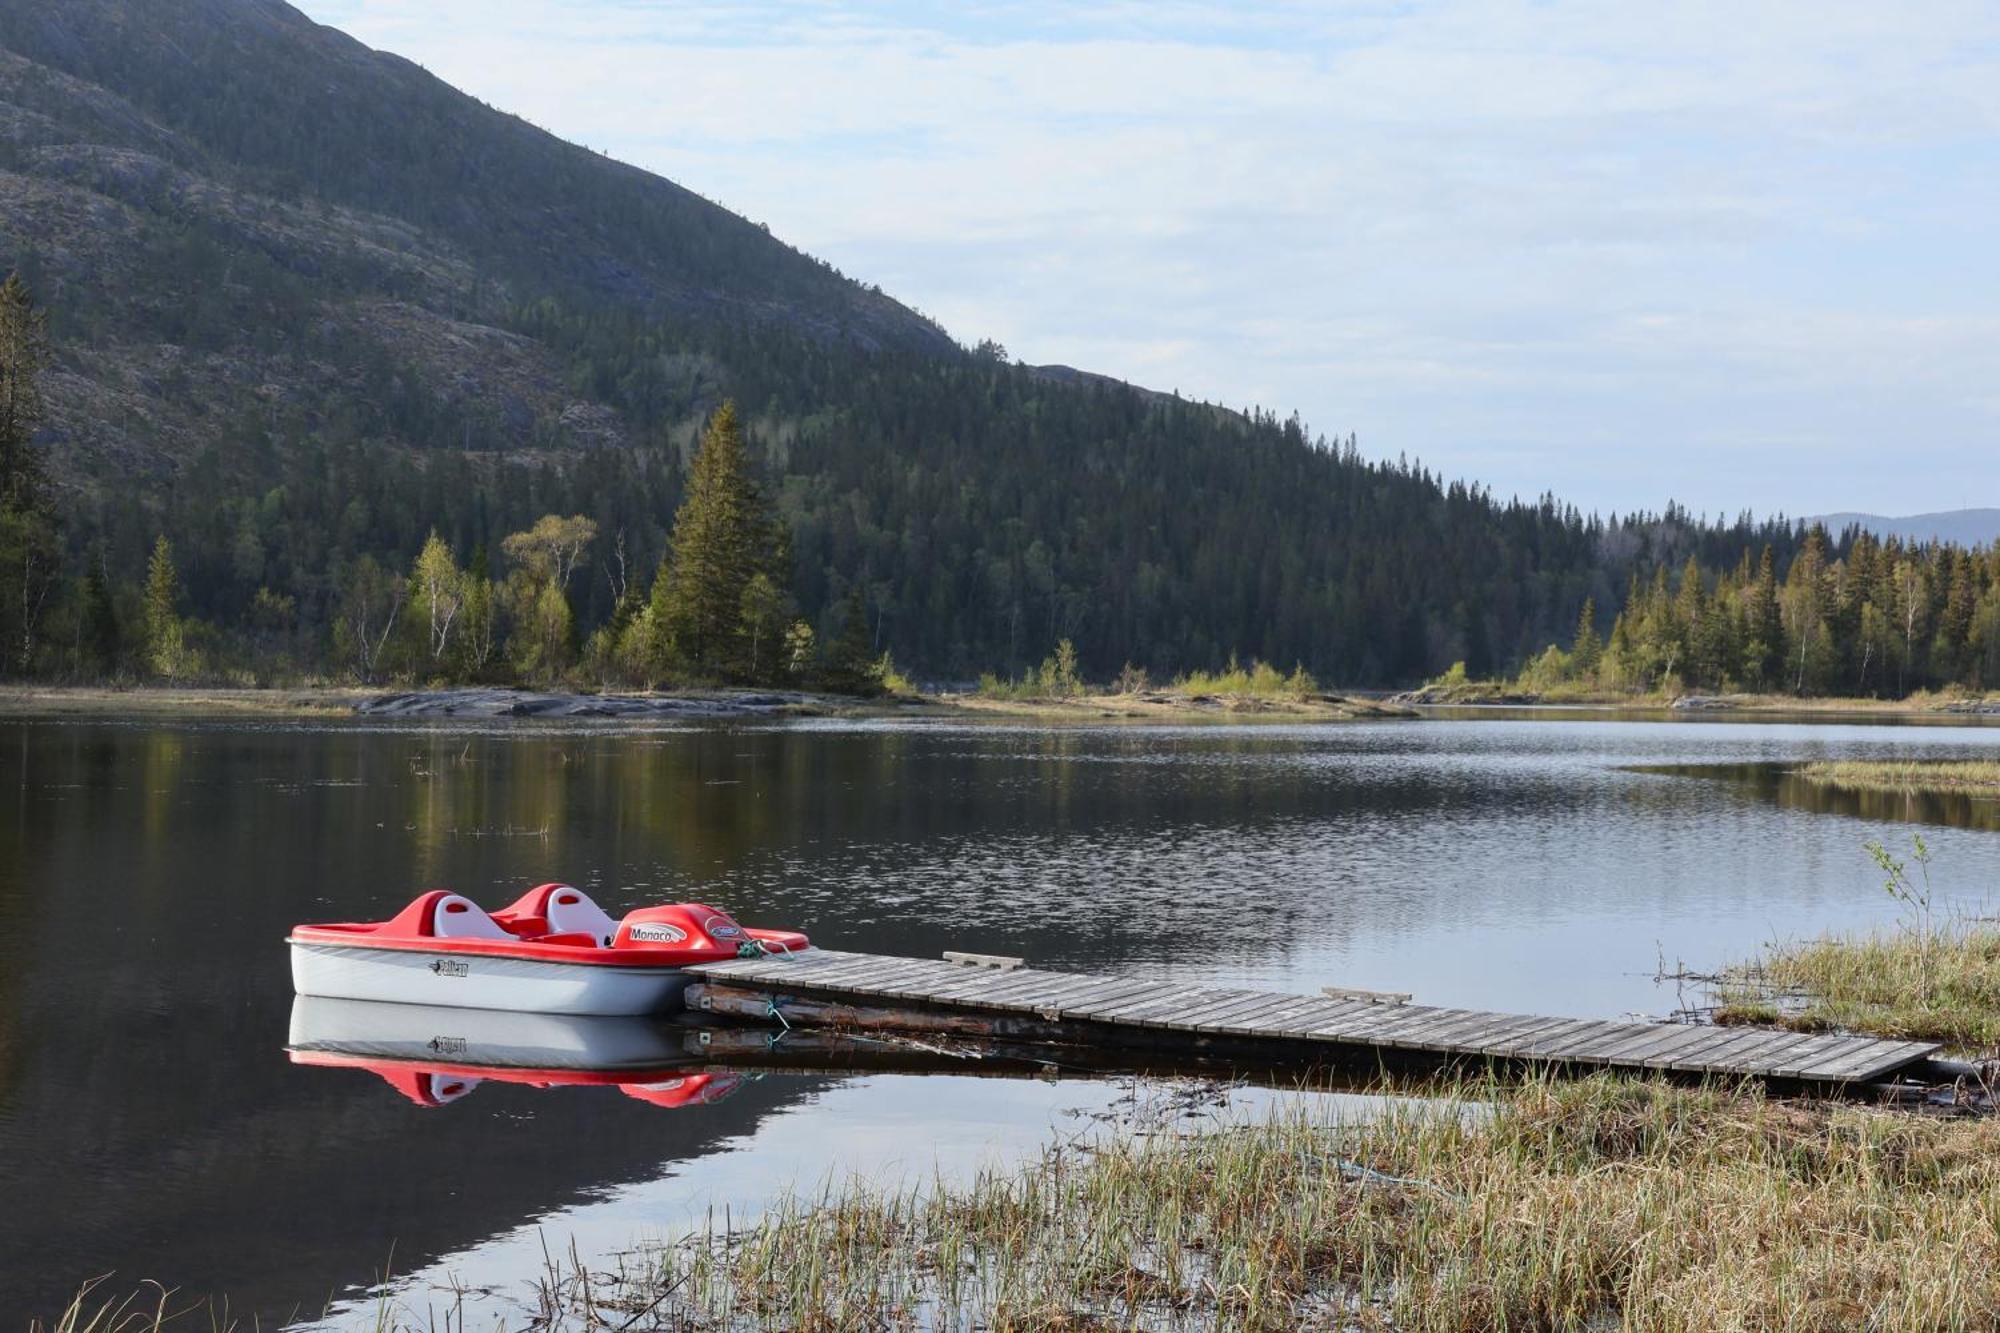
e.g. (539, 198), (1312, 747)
(287, 996), (695, 1068)
(289, 940), (693, 1015)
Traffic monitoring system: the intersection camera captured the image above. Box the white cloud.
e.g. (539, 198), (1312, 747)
(295, 0), (2000, 516)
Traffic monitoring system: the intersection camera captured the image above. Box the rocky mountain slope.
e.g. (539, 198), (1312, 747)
(0, 0), (951, 481)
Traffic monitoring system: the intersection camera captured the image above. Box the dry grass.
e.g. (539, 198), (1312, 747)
(0, 685), (371, 718)
(508, 1075), (2000, 1332)
(29, 1279), (173, 1333)
(1715, 921), (2000, 1048)
(1794, 760), (2000, 796)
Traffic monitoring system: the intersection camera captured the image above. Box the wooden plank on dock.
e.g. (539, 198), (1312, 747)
(1188, 992), (1310, 1032)
(1625, 1026), (1730, 1070)
(1208, 995), (1326, 1032)
(1302, 1004), (1434, 1043)
(1795, 1038), (1937, 1083)
(795, 957), (938, 990)
(1707, 1030), (1830, 1074)
(1383, 1011), (1505, 1051)
(1322, 984), (1413, 1005)
(1059, 978), (1181, 1012)
(912, 968), (1061, 1006)
(1246, 998), (1364, 1037)
(1048, 978), (1176, 1013)
(1338, 1005), (1455, 1045)
(1645, 1027), (1743, 1065)
(682, 950), (1938, 1088)
(1463, 1015), (1572, 1056)
(1767, 1033), (1883, 1079)
(1683, 1028), (1800, 1074)
(1102, 994), (1202, 1028)
(1502, 1019), (1618, 1059)
(943, 950), (1024, 971)
(1082, 987), (1193, 1024)
(1578, 1024), (1698, 1065)
(800, 961), (954, 999)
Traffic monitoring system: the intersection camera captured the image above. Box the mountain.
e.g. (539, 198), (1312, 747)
(1811, 510), (2000, 549)
(0, 0), (1823, 684)
(0, 0), (951, 479)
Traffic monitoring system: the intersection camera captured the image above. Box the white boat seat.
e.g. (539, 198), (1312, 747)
(542, 886), (622, 947)
(430, 893), (512, 940)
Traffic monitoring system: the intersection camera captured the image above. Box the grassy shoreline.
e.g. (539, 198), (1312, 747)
(940, 688), (1415, 722)
(10, 679), (1993, 725)
(0, 684), (380, 718)
(0, 683), (1413, 725)
(1398, 681), (2000, 717)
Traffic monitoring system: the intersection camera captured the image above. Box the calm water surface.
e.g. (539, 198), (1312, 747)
(4, 713), (2000, 1323)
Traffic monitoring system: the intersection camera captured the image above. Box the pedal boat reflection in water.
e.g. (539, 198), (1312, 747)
(285, 995), (743, 1109)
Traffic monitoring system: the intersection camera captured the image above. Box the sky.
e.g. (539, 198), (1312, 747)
(292, 0), (2000, 519)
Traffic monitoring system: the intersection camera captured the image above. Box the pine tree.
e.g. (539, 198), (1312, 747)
(738, 571), (787, 683)
(1785, 528), (1836, 694)
(0, 272), (58, 672)
(1570, 597), (1602, 677)
(820, 590), (879, 696)
(657, 402), (787, 679)
(144, 535), (186, 678)
(638, 553), (678, 682)
(0, 271), (49, 510)
(1936, 551), (1977, 683)
(1743, 546), (1783, 688)
(77, 556), (118, 675)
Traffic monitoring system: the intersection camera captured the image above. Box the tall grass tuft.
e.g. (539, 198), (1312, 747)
(32, 1279), (172, 1333)
(1714, 836), (2000, 1047)
(1715, 919), (2000, 1047)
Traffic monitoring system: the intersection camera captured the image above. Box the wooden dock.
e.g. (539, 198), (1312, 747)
(685, 949), (1940, 1088)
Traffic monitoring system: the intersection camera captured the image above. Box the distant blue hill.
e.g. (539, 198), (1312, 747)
(1810, 509), (2000, 547)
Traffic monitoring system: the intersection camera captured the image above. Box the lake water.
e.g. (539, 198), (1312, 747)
(5, 711), (2000, 1324)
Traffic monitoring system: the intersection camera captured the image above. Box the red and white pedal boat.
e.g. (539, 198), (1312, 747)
(287, 883), (809, 1016)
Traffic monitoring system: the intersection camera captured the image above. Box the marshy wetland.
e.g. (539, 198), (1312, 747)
(8, 711), (2000, 1326)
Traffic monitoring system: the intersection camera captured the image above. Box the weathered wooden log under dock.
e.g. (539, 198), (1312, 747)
(684, 948), (1943, 1092)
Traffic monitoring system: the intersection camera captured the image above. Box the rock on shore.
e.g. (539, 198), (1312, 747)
(355, 688), (829, 719)
(1388, 685), (1541, 706)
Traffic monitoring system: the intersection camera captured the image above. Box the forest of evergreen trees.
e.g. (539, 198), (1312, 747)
(1505, 535), (2000, 699)
(6, 268), (2000, 698)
